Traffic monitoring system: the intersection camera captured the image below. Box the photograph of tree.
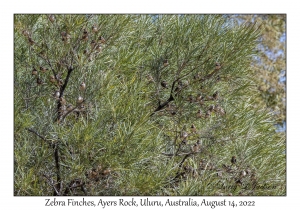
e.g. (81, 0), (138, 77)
(14, 14), (286, 196)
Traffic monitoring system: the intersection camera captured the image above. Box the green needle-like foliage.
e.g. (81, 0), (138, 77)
(14, 14), (285, 196)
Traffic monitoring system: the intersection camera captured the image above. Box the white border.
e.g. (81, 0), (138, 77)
(2, 1), (297, 209)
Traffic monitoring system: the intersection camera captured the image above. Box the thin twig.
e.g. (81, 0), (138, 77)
(161, 151), (199, 157)
(178, 153), (192, 168)
(53, 143), (61, 196)
(59, 100), (85, 123)
(26, 128), (46, 141)
(42, 174), (60, 196)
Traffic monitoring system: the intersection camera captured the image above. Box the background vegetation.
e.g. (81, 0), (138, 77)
(14, 14), (286, 196)
(232, 14), (286, 128)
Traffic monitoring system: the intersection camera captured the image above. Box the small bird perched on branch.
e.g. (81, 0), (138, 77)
(37, 77), (43, 85)
(90, 40), (96, 48)
(32, 68), (38, 76)
(208, 105), (215, 112)
(196, 110), (202, 118)
(22, 30), (30, 37)
(67, 104), (73, 111)
(80, 82), (86, 91)
(240, 170), (247, 177)
(161, 80), (168, 88)
(95, 45), (102, 52)
(215, 62), (221, 70)
(213, 91), (219, 100)
(190, 124), (197, 133)
(191, 142), (201, 153)
(98, 36), (106, 44)
(54, 91), (60, 99)
(215, 105), (226, 116)
(60, 97), (66, 105)
(48, 15), (55, 23)
(79, 104), (85, 110)
(61, 32), (71, 42)
(92, 25), (98, 33)
(40, 66), (48, 73)
(163, 59), (169, 67)
(231, 156), (237, 165)
(181, 131), (188, 140)
(49, 75), (56, 83)
(196, 94), (203, 102)
(205, 110), (211, 118)
(77, 96), (84, 104)
(219, 107), (226, 116)
(81, 29), (89, 41)
(28, 37), (35, 45)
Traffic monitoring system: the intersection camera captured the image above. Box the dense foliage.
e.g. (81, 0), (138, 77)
(14, 14), (285, 196)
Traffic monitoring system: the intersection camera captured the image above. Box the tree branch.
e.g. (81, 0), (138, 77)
(26, 128), (47, 142)
(150, 94), (174, 116)
(53, 143), (61, 196)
